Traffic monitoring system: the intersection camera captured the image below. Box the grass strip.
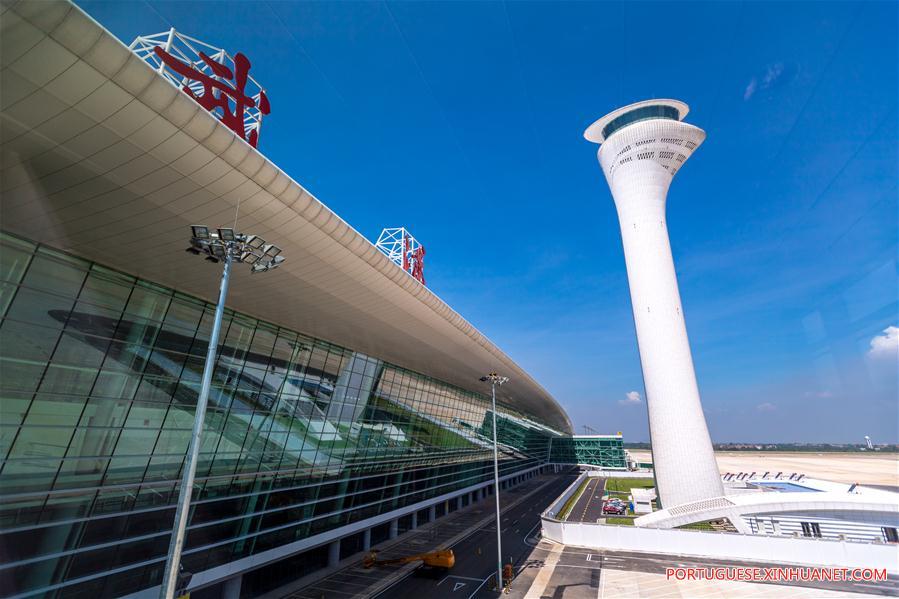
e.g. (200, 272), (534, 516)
(677, 521), (715, 531)
(603, 477), (655, 493)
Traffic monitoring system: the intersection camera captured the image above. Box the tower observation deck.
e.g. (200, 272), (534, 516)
(584, 100), (724, 508)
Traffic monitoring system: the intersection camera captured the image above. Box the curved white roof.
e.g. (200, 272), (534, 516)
(635, 490), (899, 533)
(0, 0), (572, 432)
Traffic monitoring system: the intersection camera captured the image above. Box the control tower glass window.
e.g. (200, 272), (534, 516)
(602, 104), (680, 139)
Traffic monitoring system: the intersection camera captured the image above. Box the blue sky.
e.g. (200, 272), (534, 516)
(80, 1), (897, 443)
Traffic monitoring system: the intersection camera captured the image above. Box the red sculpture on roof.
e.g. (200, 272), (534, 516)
(410, 245), (426, 285)
(153, 46), (270, 148)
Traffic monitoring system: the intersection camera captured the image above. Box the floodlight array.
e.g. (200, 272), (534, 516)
(186, 226), (285, 273)
(481, 372), (510, 386)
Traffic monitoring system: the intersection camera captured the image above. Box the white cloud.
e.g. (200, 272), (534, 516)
(744, 61), (789, 101)
(762, 62), (785, 87)
(868, 326), (899, 360)
(743, 78), (758, 101)
(619, 391), (642, 406)
(756, 402), (777, 412)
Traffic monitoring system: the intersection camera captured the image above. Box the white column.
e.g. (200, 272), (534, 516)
(222, 576), (241, 599)
(593, 113), (723, 508)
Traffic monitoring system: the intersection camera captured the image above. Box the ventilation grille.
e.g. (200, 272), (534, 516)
(669, 497), (735, 516)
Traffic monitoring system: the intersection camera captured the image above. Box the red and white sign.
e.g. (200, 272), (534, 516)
(130, 29), (271, 148)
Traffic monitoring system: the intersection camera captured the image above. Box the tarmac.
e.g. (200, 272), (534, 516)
(629, 450), (899, 487)
(565, 477), (607, 523)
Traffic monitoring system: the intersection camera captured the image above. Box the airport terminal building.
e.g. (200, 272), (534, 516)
(0, 2), (576, 597)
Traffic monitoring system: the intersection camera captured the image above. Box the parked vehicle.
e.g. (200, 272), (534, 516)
(602, 502), (627, 515)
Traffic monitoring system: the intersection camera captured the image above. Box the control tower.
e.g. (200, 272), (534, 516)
(584, 100), (723, 507)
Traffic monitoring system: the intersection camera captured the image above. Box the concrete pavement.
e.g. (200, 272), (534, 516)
(507, 540), (899, 598)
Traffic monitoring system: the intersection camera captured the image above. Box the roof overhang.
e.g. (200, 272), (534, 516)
(634, 491), (899, 530)
(0, 0), (572, 433)
(584, 99), (689, 144)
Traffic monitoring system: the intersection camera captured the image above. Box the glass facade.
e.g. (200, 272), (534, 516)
(0, 231), (562, 598)
(601, 104), (680, 139)
(549, 436), (626, 469)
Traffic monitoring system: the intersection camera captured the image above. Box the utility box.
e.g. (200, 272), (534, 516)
(631, 487), (657, 514)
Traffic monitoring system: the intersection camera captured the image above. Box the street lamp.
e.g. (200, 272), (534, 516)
(480, 372), (509, 592)
(160, 226), (286, 599)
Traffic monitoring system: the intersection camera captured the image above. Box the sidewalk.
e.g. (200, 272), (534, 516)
(263, 473), (557, 599)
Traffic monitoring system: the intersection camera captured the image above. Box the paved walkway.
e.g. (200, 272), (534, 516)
(507, 540), (894, 598)
(597, 568), (880, 598)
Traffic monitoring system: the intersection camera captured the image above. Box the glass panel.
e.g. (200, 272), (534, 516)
(21, 247), (88, 297)
(0, 319), (64, 362)
(602, 104), (680, 139)
(92, 370), (140, 400)
(37, 363), (98, 396)
(159, 295), (204, 353)
(3, 285), (75, 331)
(0, 359), (46, 394)
(0, 230), (568, 599)
(79, 266), (134, 313)
(123, 282), (171, 323)
(0, 280), (17, 318)
(50, 331), (110, 369)
(22, 395), (85, 428)
(0, 232), (35, 283)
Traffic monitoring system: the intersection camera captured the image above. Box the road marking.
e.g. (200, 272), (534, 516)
(441, 576), (487, 585)
(523, 542), (564, 598)
(467, 575), (492, 599)
(368, 476), (571, 599)
(453, 582), (466, 591)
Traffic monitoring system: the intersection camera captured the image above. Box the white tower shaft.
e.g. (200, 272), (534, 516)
(588, 103), (723, 508)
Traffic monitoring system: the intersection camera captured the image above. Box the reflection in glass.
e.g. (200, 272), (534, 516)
(0, 231), (565, 598)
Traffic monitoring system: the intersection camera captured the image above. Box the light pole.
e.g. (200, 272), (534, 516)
(480, 372), (508, 592)
(159, 225), (286, 599)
